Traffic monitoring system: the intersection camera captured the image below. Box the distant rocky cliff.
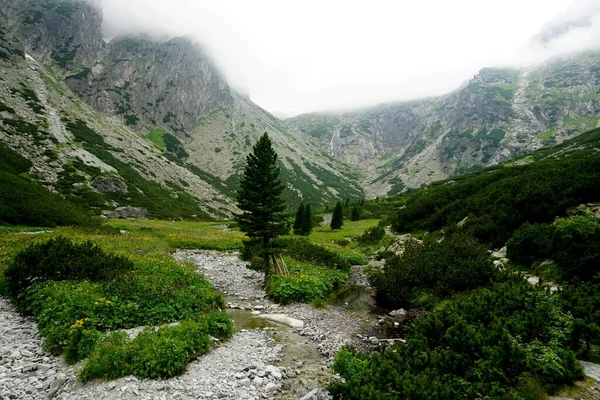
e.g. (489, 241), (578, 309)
(285, 53), (600, 195)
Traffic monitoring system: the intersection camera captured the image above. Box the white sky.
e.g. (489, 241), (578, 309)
(100, 0), (600, 117)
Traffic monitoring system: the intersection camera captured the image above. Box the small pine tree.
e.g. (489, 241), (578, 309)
(359, 198), (365, 206)
(235, 133), (286, 278)
(293, 203), (305, 235)
(331, 201), (344, 230)
(302, 203), (313, 235)
(351, 206), (360, 221)
(344, 198), (350, 207)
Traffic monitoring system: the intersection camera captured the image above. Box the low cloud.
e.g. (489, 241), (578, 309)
(511, 0), (600, 66)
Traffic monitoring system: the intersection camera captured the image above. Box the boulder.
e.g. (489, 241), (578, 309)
(300, 388), (331, 400)
(91, 176), (128, 193)
(105, 206), (148, 219)
(580, 361), (600, 382)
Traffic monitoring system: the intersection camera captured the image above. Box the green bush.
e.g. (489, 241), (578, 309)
(552, 215), (600, 282)
(357, 225), (385, 245)
(5, 236), (133, 296)
(369, 234), (496, 309)
(560, 279), (600, 360)
(279, 238), (356, 270)
(507, 222), (555, 265)
(267, 259), (349, 304)
(330, 280), (583, 399)
(79, 320), (212, 381)
(507, 214), (600, 282)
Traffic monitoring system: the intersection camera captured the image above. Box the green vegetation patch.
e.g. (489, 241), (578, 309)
(330, 278), (583, 399)
(267, 258), (349, 304)
(65, 120), (208, 219)
(392, 139), (600, 247)
(4, 234), (231, 380)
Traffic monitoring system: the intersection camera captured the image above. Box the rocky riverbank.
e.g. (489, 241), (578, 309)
(0, 293), (291, 399)
(174, 250), (386, 359)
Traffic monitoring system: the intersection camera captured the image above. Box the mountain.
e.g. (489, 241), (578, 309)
(0, 0), (363, 221)
(1, 0), (599, 223)
(285, 52), (600, 196)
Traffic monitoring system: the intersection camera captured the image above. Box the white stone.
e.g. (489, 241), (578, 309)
(257, 314), (304, 328)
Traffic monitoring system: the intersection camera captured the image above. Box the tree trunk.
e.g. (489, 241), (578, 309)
(263, 236), (270, 281)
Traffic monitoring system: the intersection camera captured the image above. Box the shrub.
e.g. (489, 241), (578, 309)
(369, 234), (496, 309)
(330, 280), (583, 399)
(5, 236), (133, 296)
(267, 259), (349, 304)
(79, 320), (212, 381)
(279, 238), (353, 270)
(552, 215), (600, 282)
(390, 150), (600, 247)
(560, 279), (600, 360)
(357, 225), (385, 245)
(507, 222), (555, 265)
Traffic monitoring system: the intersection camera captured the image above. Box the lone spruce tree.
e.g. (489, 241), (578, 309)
(293, 203), (305, 235)
(302, 203), (313, 236)
(236, 133), (286, 278)
(331, 201), (344, 230)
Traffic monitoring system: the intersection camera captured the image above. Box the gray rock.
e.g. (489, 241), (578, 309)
(106, 206), (148, 219)
(300, 388), (331, 400)
(20, 349), (34, 357)
(239, 378), (251, 387)
(91, 176), (128, 193)
(264, 382), (279, 392)
(581, 361), (600, 382)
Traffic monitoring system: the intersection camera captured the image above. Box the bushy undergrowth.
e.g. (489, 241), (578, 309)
(279, 238), (362, 270)
(79, 320), (212, 381)
(4, 235), (231, 379)
(5, 236), (133, 296)
(560, 279), (600, 361)
(369, 234), (496, 309)
(267, 258), (349, 303)
(391, 150), (600, 247)
(357, 225), (385, 245)
(0, 143), (94, 227)
(507, 213), (600, 282)
(330, 279), (583, 399)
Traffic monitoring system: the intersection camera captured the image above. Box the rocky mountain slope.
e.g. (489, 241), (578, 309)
(285, 53), (600, 196)
(0, 0), (363, 221)
(1, 0), (599, 220)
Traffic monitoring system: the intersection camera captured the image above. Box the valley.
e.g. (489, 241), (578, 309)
(1, 1), (600, 399)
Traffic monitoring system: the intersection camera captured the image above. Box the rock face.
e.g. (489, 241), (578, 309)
(1, 0), (600, 212)
(0, 0), (364, 218)
(66, 36), (232, 135)
(285, 53), (600, 195)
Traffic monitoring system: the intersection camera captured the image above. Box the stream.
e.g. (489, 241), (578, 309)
(174, 250), (408, 399)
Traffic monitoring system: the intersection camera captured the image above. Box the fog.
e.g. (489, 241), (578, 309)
(100, 0), (599, 117)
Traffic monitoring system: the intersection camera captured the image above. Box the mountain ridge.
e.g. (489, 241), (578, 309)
(1, 0), (599, 221)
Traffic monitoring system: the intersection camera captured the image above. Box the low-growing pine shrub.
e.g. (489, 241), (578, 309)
(370, 234), (495, 309)
(279, 238), (355, 270)
(5, 236), (133, 296)
(357, 226), (385, 245)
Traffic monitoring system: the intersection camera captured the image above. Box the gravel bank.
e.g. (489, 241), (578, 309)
(175, 250), (378, 359)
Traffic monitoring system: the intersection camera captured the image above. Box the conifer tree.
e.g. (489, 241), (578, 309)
(293, 203), (305, 235)
(302, 203), (313, 236)
(235, 133), (286, 277)
(351, 206), (360, 221)
(331, 201), (344, 230)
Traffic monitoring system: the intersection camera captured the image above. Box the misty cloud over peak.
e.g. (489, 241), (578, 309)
(98, 0), (600, 117)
